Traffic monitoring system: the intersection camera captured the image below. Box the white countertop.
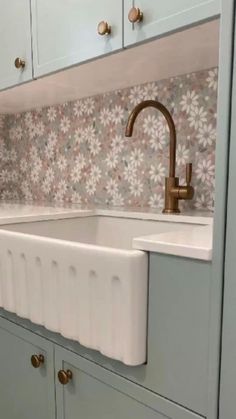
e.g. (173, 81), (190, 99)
(0, 202), (213, 261)
(133, 224), (213, 261)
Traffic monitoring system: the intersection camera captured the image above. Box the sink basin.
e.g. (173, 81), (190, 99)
(0, 215), (198, 365)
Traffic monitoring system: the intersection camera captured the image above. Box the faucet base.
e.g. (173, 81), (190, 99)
(162, 208), (181, 214)
(163, 177), (181, 214)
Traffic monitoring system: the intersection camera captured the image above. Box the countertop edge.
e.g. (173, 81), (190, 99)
(133, 225), (213, 261)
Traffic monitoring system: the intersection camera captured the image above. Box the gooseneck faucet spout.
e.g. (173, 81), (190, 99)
(125, 100), (194, 214)
(125, 100), (177, 178)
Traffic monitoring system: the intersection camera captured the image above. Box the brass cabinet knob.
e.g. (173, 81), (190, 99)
(14, 57), (26, 69)
(58, 369), (73, 385)
(31, 354), (45, 368)
(128, 7), (143, 23)
(97, 21), (111, 35)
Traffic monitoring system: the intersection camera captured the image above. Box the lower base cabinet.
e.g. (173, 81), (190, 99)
(0, 315), (203, 419)
(55, 346), (165, 419)
(0, 319), (55, 419)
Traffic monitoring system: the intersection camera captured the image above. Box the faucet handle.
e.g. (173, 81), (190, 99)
(186, 163), (192, 185)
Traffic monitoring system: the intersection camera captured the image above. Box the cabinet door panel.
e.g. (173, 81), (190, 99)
(0, 0), (32, 90)
(56, 347), (170, 419)
(0, 317), (55, 419)
(147, 254), (210, 415)
(32, 0), (123, 77)
(124, 0), (220, 46)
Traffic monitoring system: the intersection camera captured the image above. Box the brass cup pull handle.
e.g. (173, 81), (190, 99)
(14, 57), (26, 69)
(31, 354), (45, 368)
(128, 7), (143, 23)
(97, 21), (111, 36)
(58, 369), (73, 385)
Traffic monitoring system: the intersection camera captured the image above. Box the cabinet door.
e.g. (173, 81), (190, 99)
(0, 0), (33, 90)
(0, 317), (55, 419)
(124, 0), (220, 47)
(55, 346), (171, 419)
(31, 0), (123, 78)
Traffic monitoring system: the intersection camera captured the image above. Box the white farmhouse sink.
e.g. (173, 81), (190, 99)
(0, 216), (198, 365)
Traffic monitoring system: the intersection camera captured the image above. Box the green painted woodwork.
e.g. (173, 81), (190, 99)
(0, 315), (203, 419)
(0, 317), (55, 419)
(219, 2), (236, 418)
(0, 0), (33, 90)
(55, 346), (171, 419)
(0, 0), (222, 88)
(31, 0), (123, 77)
(124, 0), (220, 47)
(147, 254), (210, 415)
(208, 0), (236, 418)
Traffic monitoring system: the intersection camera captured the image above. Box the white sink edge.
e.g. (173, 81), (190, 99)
(0, 228), (145, 257)
(0, 203), (214, 260)
(0, 203), (213, 226)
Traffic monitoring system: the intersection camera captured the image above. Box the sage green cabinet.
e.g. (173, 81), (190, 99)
(55, 346), (166, 419)
(0, 318), (55, 419)
(31, 0), (123, 77)
(146, 254), (210, 415)
(0, 314), (204, 419)
(0, 0), (221, 88)
(0, 0), (33, 90)
(124, 0), (220, 47)
(55, 345), (204, 419)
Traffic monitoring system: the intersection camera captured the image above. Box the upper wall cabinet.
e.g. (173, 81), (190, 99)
(0, 0), (33, 90)
(31, 0), (123, 78)
(124, 0), (221, 46)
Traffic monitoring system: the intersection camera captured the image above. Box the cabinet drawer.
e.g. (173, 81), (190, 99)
(31, 0), (123, 77)
(124, 0), (220, 46)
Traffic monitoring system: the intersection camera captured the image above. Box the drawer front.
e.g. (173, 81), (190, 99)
(0, 317), (55, 419)
(31, 0), (123, 77)
(124, 0), (220, 46)
(0, 0), (33, 90)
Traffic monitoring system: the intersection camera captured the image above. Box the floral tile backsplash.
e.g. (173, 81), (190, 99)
(0, 67), (218, 211)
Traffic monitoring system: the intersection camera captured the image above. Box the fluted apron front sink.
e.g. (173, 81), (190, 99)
(0, 216), (191, 366)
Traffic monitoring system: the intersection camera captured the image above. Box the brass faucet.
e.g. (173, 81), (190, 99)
(125, 100), (194, 214)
